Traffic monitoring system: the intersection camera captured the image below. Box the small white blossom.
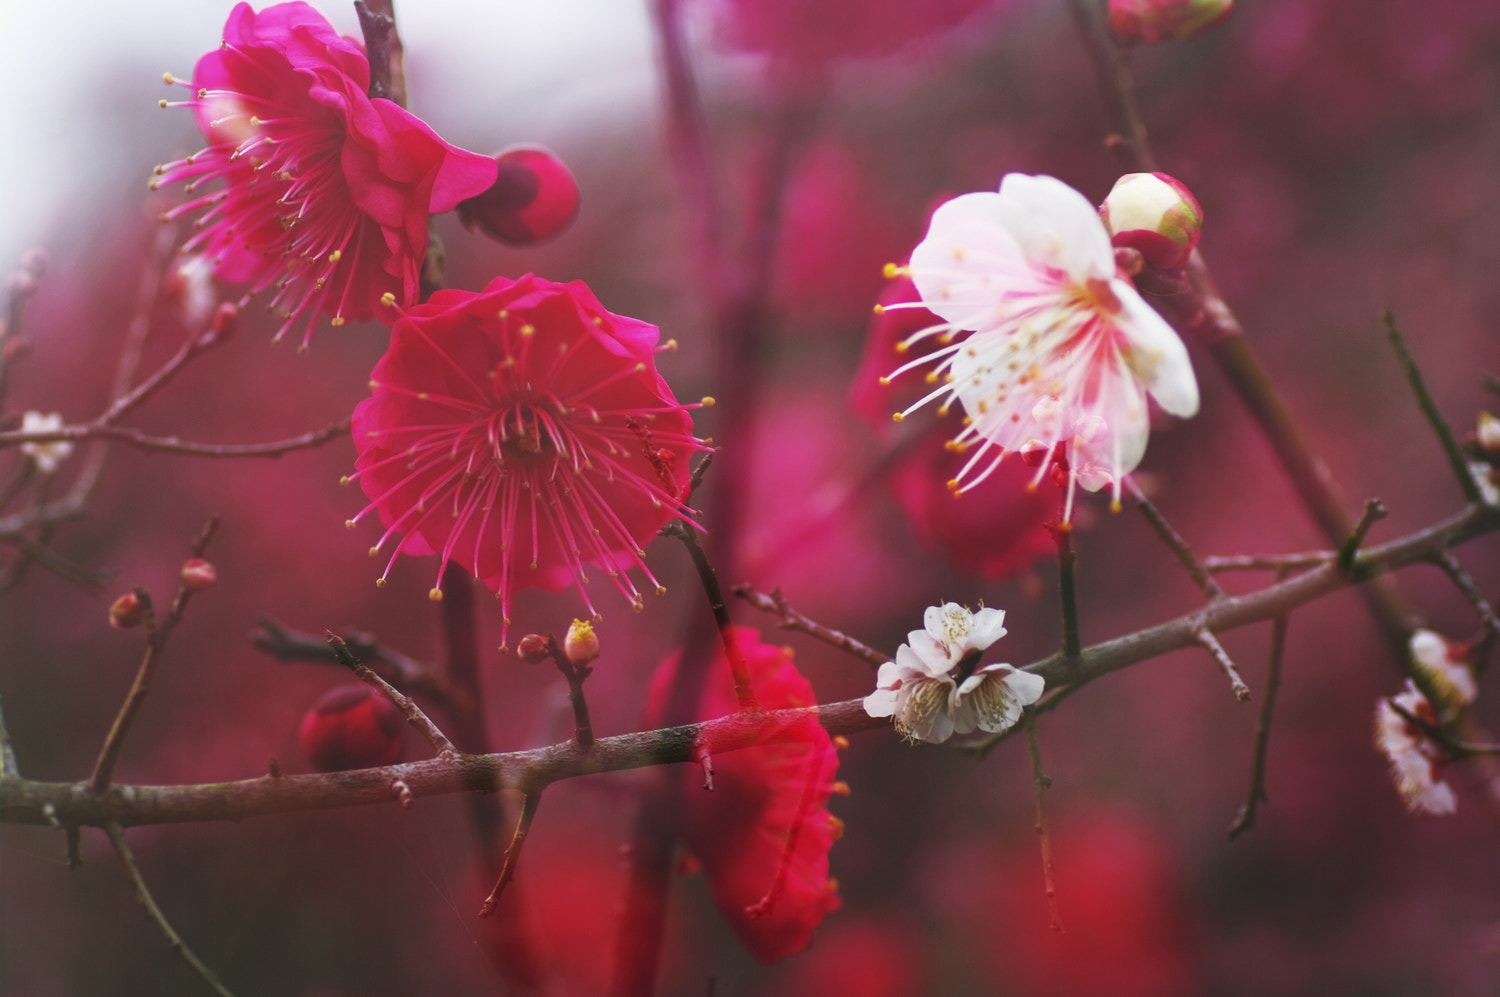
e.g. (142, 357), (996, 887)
(864, 602), (1044, 743)
(1408, 629), (1477, 717)
(1374, 682), (1456, 816)
(19, 411), (73, 474)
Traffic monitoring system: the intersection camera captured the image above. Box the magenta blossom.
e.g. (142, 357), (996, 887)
(345, 274), (702, 648)
(152, 2), (496, 347)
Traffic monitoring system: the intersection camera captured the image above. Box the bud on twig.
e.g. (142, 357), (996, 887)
(564, 618), (600, 666)
(179, 558), (217, 592)
(109, 592), (146, 630)
(517, 634), (552, 664)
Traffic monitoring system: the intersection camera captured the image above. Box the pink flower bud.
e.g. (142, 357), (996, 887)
(1100, 172), (1204, 271)
(564, 618), (600, 666)
(457, 146), (581, 246)
(109, 592), (146, 630)
(1108, 0), (1233, 45)
(517, 634), (552, 664)
(299, 684), (405, 772)
(180, 558), (217, 591)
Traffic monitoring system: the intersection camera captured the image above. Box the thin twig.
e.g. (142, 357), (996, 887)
(0, 419), (349, 459)
(731, 584), (891, 668)
(478, 790), (541, 917)
(1023, 716), (1063, 932)
(252, 618), (458, 713)
(89, 518), (219, 793)
(664, 520), (758, 711)
(1431, 550), (1500, 642)
(1337, 499), (1388, 572)
(1196, 629), (1251, 702)
(0, 250), (48, 408)
(1383, 310), (1485, 506)
(1127, 478), (1224, 599)
(1050, 523), (1082, 663)
(1229, 581), (1290, 839)
(105, 822), (236, 997)
(8, 503), (1500, 830)
(1205, 551), (1334, 572)
(325, 633), (458, 760)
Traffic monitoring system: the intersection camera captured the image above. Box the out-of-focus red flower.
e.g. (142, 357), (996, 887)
(852, 275), (1060, 582)
(645, 627), (843, 962)
(299, 683), (405, 772)
(346, 274), (700, 648)
(458, 146), (581, 247)
(775, 915), (925, 997)
(1108, 0), (1234, 45)
(713, 0), (1009, 65)
(152, 2), (496, 347)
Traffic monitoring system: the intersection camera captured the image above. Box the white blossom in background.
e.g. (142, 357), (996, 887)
(1374, 682), (1456, 816)
(19, 411), (72, 474)
(1408, 629), (1477, 719)
(864, 603), (1044, 743)
(885, 173), (1199, 521)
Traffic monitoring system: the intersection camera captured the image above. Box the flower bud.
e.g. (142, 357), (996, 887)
(517, 634), (552, 664)
(19, 411), (74, 475)
(1100, 172), (1203, 271)
(180, 558), (217, 592)
(564, 618), (600, 665)
(1475, 412), (1500, 456)
(109, 592), (146, 630)
(299, 684), (405, 772)
(1409, 629), (1477, 722)
(1108, 0), (1234, 45)
(456, 146), (581, 247)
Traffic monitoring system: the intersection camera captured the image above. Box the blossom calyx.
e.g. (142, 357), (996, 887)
(564, 618), (600, 665)
(1108, 0), (1234, 45)
(1100, 173), (1203, 272)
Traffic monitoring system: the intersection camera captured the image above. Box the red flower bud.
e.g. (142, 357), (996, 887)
(180, 558), (217, 592)
(109, 592), (146, 630)
(299, 684), (405, 772)
(516, 634), (552, 664)
(1099, 172), (1203, 272)
(457, 146), (581, 246)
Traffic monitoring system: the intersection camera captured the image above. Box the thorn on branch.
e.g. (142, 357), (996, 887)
(1196, 628), (1251, 702)
(694, 745), (715, 791)
(479, 790), (541, 918)
(1337, 499), (1388, 572)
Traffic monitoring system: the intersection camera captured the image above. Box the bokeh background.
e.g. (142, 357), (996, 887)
(3, 0), (1500, 994)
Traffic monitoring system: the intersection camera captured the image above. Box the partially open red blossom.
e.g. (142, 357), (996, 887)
(645, 627), (843, 963)
(457, 146), (581, 247)
(151, 2), (497, 347)
(345, 274), (702, 648)
(108, 592), (146, 630)
(299, 683), (405, 772)
(179, 558), (217, 592)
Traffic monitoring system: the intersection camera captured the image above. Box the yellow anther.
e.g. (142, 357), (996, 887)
(330, 316), (345, 327)
(700, 396), (716, 407)
(892, 412), (905, 423)
(327, 249), (341, 264)
(428, 587), (444, 602)
(162, 72), (176, 85)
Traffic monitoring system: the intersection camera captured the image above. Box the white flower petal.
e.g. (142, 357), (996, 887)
(995, 173), (1116, 281)
(910, 192), (1031, 331)
(1113, 280), (1199, 418)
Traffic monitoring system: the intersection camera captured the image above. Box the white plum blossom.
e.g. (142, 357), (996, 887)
(885, 173), (1199, 520)
(19, 411), (73, 474)
(1408, 629), (1477, 718)
(1375, 682), (1456, 816)
(864, 603), (1044, 743)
